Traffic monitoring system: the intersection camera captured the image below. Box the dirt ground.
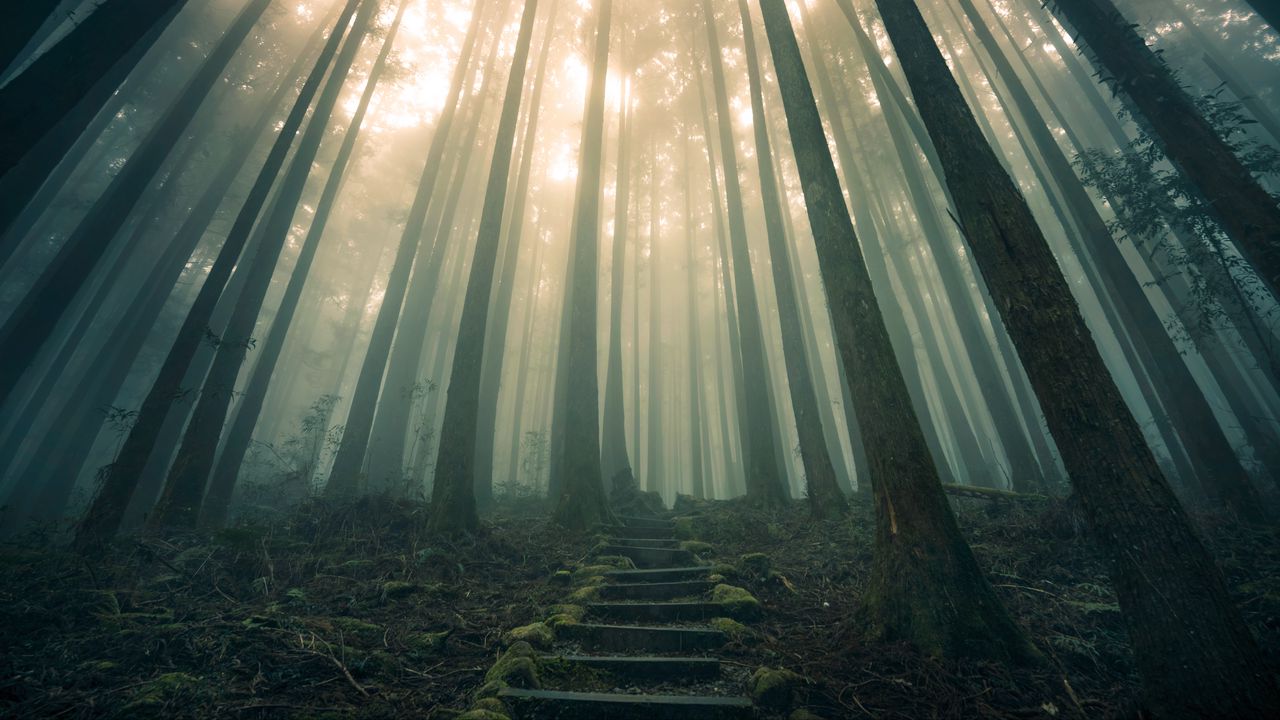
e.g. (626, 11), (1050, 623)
(1, 493), (1276, 719)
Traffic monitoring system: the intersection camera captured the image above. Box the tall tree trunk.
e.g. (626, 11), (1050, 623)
(682, 137), (707, 500)
(644, 156), (665, 496)
(71, 0), (361, 549)
(601, 66), (635, 491)
(1048, 0), (1280, 300)
(738, 0), (845, 516)
(551, 0), (614, 530)
(956, 0), (1267, 520)
(0, 0), (273, 410)
(0, 0), (189, 179)
(200, 1), (406, 527)
(873, 0), (1280, 711)
(701, 0), (785, 505)
(324, 0), (490, 495)
(473, 0), (558, 506)
(0, 1), (61, 76)
(759, 0), (1038, 663)
(428, 0), (539, 533)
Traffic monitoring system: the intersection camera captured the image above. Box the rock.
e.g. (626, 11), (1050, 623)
(456, 710), (510, 720)
(485, 642), (541, 690)
(680, 540), (714, 556)
(738, 553), (771, 577)
(710, 617), (758, 644)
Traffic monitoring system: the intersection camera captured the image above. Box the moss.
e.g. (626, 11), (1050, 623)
(381, 580), (422, 601)
(567, 584), (602, 603)
(550, 570), (572, 585)
(739, 552), (771, 577)
(545, 613), (579, 630)
(673, 516), (697, 539)
(712, 583), (763, 620)
(485, 641), (540, 689)
(749, 666), (803, 709)
(544, 604), (586, 621)
(456, 710), (510, 720)
(406, 630), (450, 658)
(708, 574), (726, 584)
(571, 565), (615, 585)
(710, 563), (738, 579)
(790, 710), (825, 720)
(591, 554), (636, 570)
(471, 698), (508, 714)
(680, 540), (714, 556)
(502, 622), (554, 649)
(710, 616), (757, 643)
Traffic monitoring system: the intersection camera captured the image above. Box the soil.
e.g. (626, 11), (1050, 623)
(1, 492), (1276, 719)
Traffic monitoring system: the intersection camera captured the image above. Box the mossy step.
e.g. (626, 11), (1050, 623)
(499, 688), (753, 719)
(587, 602), (722, 623)
(601, 525), (676, 540)
(600, 544), (697, 569)
(608, 537), (679, 549)
(598, 580), (714, 601)
(616, 515), (676, 530)
(540, 654), (721, 680)
(559, 623), (727, 653)
(604, 566), (710, 584)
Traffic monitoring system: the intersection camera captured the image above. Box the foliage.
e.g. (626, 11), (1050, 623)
(1075, 88), (1280, 363)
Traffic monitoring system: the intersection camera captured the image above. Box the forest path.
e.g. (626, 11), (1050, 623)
(492, 514), (759, 719)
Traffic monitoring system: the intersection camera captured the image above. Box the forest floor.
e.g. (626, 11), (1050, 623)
(0, 492), (1276, 719)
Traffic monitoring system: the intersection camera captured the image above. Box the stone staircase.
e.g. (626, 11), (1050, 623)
(495, 514), (757, 719)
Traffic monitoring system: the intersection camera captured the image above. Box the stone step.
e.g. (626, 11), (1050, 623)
(499, 688), (754, 720)
(540, 654), (721, 681)
(616, 515), (675, 530)
(587, 602), (721, 623)
(605, 566), (710, 584)
(601, 544), (697, 569)
(601, 524), (676, 540)
(608, 537), (679, 549)
(598, 580), (713, 601)
(559, 623), (727, 653)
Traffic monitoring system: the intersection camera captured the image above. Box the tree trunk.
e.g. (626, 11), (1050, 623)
(71, 0), (361, 550)
(873, 0), (1280, 711)
(324, 0), (490, 496)
(701, 0), (785, 505)
(428, 0), (539, 534)
(199, 0), (406, 528)
(551, 0), (614, 530)
(0, 0), (273, 410)
(738, 0), (845, 516)
(0, 0), (189, 180)
(601, 63), (635, 491)
(0, 1), (61, 76)
(760, 0), (1039, 664)
(1048, 0), (1280, 301)
(644, 156), (665, 495)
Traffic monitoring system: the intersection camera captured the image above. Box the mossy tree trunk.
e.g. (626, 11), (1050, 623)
(871, 0), (1280, 712)
(758, 0), (1039, 664)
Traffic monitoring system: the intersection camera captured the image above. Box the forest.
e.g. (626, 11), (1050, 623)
(0, 0), (1278, 717)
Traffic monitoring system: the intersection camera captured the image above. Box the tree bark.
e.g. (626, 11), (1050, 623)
(760, 0), (1039, 663)
(873, 0), (1280, 711)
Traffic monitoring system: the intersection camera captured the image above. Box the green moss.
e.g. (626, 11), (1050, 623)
(544, 604), (586, 621)
(710, 616), (756, 643)
(568, 584), (602, 603)
(571, 565), (615, 585)
(710, 563), (738, 579)
(713, 583), (763, 620)
(673, 516), (697, 539)
(739, 552), (771, 577)
(749, 666), (803, 709)
(551, 570), (572, 585)
(680, 540), (714, 556)
(485, 641), (540, 689)
(545, 613), (579, 630)
(708, 574), (726, 583)
(471, 698), (508, 714)
(381, 580), (422, 601)
(502, 622), (554, 649)
(456, 710), (510, 720)
(406, 630), (450, 658)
